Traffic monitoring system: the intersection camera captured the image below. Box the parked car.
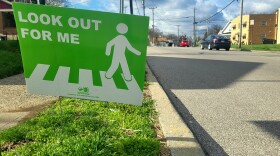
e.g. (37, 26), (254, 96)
(167, 40), (174, 47)
(180, 40), (190, 47)
(262, 38), (276, 44)
(201, 35), (231, 51)
(0, 36), (7, 40)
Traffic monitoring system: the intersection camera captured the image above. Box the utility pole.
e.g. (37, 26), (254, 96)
(193, 7), (196, 47)
(129, 0), (133, 15)
(149, 7), (156, 45)
(206, 19), (209, 35)
(36, 0), (45, 5)
(120, 0), (124, 14)
(176, 25), (180, 46)
(238, 0), (244, 48)
(120, 0), (121, 13)
(142, 0), (145, 16)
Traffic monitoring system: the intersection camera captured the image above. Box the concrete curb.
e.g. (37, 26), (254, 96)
(231, 48), (280, 54)
(146, 64), (205, 156)
(250, 50), (280, 53)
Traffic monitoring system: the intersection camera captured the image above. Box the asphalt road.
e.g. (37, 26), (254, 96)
(147, 47), (280, 156)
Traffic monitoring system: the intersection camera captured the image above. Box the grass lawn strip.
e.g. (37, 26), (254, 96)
(0, 40), (161, 155)
(231, 44), (280, 52)
(0, 97), (160, 155)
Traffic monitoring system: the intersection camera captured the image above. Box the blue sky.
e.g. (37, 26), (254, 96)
(69, 0), (280, 36)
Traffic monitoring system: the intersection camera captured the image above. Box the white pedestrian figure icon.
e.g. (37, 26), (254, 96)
(105, 23), (141, 81)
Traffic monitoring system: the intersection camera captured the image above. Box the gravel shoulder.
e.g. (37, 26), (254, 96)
(0, 74), (57, 131)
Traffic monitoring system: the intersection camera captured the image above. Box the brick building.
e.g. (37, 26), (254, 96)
(0, 0), (31, 40)
(231, 13), (277, 45)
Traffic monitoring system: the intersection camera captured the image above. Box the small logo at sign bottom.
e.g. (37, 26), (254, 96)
(78, 87), (89, 96)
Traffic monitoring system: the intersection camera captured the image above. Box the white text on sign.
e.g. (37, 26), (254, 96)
(17, 11), (102, 44)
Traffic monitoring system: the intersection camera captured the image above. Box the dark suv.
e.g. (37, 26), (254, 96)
(201, 35), (231, 51)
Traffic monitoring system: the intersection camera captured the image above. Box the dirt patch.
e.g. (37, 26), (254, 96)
(21, 101), (55, 123)
(5, 100), (56, 124)
(6, 101), (55, 113)
(1, 140), (32, 152)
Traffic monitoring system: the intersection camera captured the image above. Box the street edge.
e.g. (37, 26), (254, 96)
(146, 63), (205, 156)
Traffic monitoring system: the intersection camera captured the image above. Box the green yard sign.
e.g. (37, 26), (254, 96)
(13, 3), (149, 105)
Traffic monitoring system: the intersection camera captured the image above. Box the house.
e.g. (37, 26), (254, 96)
(218, 21), (231, 38)
(230, 13), (278, 45)
(0, 0), (32, 40)
(155, 36), (168, 46)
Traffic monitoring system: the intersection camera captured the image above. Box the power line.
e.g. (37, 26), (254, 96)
(146, 0), (184, 33)
(147, 0), (169, 21)
(198, 0), (236, 23)
(146, 0), (166, 21)
(152, 0), (169, 20)
(157, 16), (193, 21)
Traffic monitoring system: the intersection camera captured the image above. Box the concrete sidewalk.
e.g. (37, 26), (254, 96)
(146, 65), (205, 156)
(0, 74), (57, 131)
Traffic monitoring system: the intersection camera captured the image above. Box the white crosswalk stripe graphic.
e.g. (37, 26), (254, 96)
(25, 64), (143, 105)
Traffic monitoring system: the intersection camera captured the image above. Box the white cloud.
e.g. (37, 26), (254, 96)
(244, 0), (280, 14)
(222, 0), (280, 20)
(144, 0), (221, 35)
(71, 0), (280, 37)
(99, 1), (119, 13)
(145, 0), (280, 36)
(69, 0), (90, 6)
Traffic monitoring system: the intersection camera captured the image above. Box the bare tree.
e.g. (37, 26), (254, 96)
(208, 24), (223, 35)
(179, 35), (187, 42)
(203, 31), (208, 39)
(148, 28), (163, 39)
(166, 33), (177, 40)
(46, 0), (70, 7)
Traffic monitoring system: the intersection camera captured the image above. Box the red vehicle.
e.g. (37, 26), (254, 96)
(180, 40), (189, 47)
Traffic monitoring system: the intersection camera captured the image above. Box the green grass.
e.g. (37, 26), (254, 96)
(0, 50), (23, 79)
(0, 41), (20, 53)
(0, 98), (160, 155)
(231, 44), (280, 52)
(0, 41), (22, 79)
(0, 40), (160, 155)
